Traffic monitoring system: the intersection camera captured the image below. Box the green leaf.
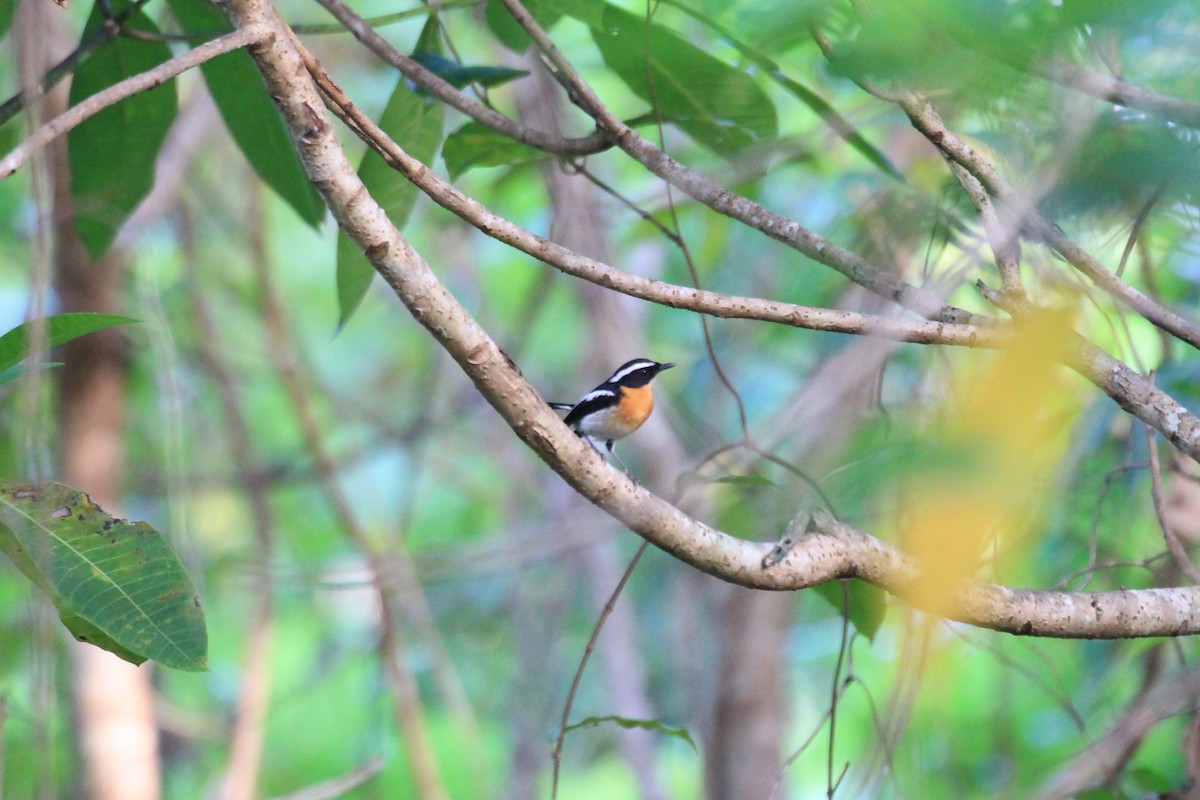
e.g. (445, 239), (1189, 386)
(485, 0), (561, 51)
(165, 0), (325, 228)
(590, 5), (777, 157)
(67, 0), (177, 259)
(813, 579), (887, 642)
(0, 481), (208, 671)
(0, 313), (138, 381)
(442, 121), (541, 179)
(0, 363), (64, 387)
(565, 715), (697, 751)
(0, 0), (15, 43)
(411, 52), (529, 90)
(336, 17), (447, 330)
(656, 0), (899, 179)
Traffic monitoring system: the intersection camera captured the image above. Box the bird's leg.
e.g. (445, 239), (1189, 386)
(606, 440), (634, 477)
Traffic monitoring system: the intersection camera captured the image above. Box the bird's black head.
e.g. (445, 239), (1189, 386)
(605, 359), (675, 388)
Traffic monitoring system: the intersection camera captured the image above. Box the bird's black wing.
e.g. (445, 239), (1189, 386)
(562, 388), (618, 428)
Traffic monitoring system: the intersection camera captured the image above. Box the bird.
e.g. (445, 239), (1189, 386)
(549, 358), (675, 464)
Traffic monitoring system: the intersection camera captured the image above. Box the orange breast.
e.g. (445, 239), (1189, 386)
(614, 385), (654, 431)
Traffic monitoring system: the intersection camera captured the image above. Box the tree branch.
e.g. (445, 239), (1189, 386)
(220, 0), (1200, 639)
(1024, 58), (1200, 130)
(0, 26), (264, 180)
(311, 0), (611, 157)
(292, 33), (1200, 470)
(494, 0), (978, 326)
(895, 94), (1200, 350)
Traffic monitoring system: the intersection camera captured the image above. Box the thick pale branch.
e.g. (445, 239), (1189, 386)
(224, 0), (1200, 639)
(0, 26), (263, 179)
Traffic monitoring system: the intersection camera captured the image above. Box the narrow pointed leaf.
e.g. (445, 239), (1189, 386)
(68, 0), (177, 258)
(565, 715), (697, 751)
(0, 313), (138, 379)
(0, 481), (208, 671)
(165, 0), (325, 227)
(590, 5), (776, 157)
(336, 18), (446, 329)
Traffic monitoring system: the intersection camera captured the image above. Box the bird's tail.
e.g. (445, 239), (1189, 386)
(548, 402), (574, 411)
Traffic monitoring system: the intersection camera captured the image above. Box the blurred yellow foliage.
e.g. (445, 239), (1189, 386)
(900, 310), (1082, 615)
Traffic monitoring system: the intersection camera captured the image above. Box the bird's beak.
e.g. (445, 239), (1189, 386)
(660, 362), (676, 371)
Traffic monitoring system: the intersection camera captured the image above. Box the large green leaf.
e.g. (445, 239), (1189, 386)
(165, 0), (325, 228)
(67, 0), (177, 259)
(335, 17), (446, 330)
(0, 481), (207, 671)
(590, 5), (777, 157)
(0, 313), (138, 386)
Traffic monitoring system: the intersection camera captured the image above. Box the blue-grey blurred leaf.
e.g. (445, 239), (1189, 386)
(411, 52), (529, 90)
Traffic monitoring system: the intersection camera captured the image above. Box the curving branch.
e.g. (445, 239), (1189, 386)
(493, 0), (978, 326)
(0, 26), (264, 180)
(1034, 60), (1200, 128)
(894, 94), (1200, 350)
(290, 26), (1200, 470)
(311, 0), (610, 157)
(221, 0), (1200, 639)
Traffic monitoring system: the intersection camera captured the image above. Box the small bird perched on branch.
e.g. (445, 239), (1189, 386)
(549, 358), (675, 465)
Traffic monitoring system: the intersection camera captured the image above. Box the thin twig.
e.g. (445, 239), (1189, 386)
(551, 541), (649, 799)
(312, 0), (610, 157)
(0, 0), (155, 126)
(0, 26), (263, 179)
(1144, 420), (1200, 584)
(294, 34), (998, 348)
(498, 0), (978, 326)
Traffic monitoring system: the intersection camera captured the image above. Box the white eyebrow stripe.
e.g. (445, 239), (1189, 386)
(580, 388), (618, 404)
(607, 361), (656, 383)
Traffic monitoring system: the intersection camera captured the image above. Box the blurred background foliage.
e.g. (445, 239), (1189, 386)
(2, 0), (1200, 797)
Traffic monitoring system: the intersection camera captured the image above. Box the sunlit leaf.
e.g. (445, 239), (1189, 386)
(67, 0), (177, 258)
(0, 313), (138, 383)
(813, 579), (888, 642)
(590, 5), (777, 157)
(165, 0), (325, 228)
(336, 17), (447, 330)
(564, 715), (696, 750)
(0, 481), (208, 671)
